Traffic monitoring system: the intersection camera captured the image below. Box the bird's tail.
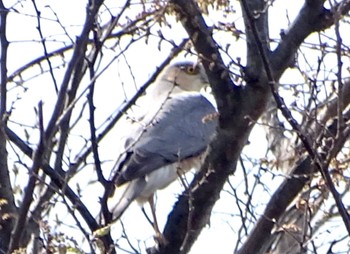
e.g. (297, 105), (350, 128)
(108, 179), (146, 222)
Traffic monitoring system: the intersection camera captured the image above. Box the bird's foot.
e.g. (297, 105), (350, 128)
(146, 234), (168, 254)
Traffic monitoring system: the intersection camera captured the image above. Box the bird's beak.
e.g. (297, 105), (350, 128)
(201, 72), (211, 92)
(198, 64), (210, 86)
(203, 76), (210, 86)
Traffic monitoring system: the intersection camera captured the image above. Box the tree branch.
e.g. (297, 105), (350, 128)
(244, 0), (350, 239)
(9, 102), (45, 252)
(271, 0), (350, 77)
(44, 0), (105, 143)
(169, 0), (236, 114)
(30, 0), (58, 93)
(0, 1), (16, 252)
(4, 127), (115, 252)
(240, 0), (270, 80)
(154, 1), (271, 253)
(237, 109), (350, 254)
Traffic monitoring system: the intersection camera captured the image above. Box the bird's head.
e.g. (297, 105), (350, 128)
(159, 61), (209, 93)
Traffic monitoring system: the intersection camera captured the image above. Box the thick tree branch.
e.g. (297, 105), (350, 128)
(161, 0), (350, 253)
(155, 1), (271, 253)
(240, 0), (270, 80)
(170, 0), (236, 114)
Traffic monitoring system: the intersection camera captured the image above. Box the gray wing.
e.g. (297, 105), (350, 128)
(116, 93), (217, 186)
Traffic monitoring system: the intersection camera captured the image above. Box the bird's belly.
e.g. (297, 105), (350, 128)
(138, 164), (178, 201)
(136, 155), (204, 203)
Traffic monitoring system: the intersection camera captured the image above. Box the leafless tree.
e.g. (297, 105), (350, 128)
(0, 0), (350, 253)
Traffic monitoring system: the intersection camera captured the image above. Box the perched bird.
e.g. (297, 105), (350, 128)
(110, 61), (217, 241)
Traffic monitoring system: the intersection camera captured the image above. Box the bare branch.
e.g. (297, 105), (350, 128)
(44, 0), (105, 143)
(271, 0), (350, 76)
(30, 0), (59, 93)
(4, 126), (116, 251)
(237, 108), (350, 254)
(9, 101), (45, 252)
(240, 0), (270, 79)
(0, 1), (16, 252)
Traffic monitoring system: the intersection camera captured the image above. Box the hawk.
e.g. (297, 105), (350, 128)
(110, 61), (217, 241)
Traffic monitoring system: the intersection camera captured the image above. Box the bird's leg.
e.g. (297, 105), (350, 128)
(148, 195), (167, 246)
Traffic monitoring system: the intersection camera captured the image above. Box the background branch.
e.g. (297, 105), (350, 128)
(0, 1), (16, 252)
(9, 102), (45, 252)
(237, 108), (350, 254)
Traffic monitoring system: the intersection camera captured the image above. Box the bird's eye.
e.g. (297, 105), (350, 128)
(185, 65), (198, 75)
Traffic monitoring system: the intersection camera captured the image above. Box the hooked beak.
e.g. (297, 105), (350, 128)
(197, 62), (209, 86)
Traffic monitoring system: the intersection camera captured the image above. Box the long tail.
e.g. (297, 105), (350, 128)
(109, 178), (146, 222)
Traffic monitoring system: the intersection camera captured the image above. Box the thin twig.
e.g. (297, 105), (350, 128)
(30, 0), (58, 93)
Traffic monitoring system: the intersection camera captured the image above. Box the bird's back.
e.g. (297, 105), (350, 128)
(116, 93), (217, 186)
